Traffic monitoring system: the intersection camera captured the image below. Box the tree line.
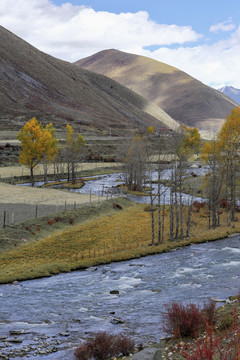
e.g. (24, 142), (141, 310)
(121, 107), (240, 243)
(17, 108), (240, 243)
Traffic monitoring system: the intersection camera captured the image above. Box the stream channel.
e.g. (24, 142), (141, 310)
(0, 236), (240, 359)
(1, 167), (239, 359)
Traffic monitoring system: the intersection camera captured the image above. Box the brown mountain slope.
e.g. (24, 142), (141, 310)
(0, 26), (173, 135)
(76, 49), (238, 131)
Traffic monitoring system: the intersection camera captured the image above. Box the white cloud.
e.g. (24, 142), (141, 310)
(0, 0), (200, 61)
(137, 27), (240, 88)
(0, 0), (240, 88)
(210, 19), (235, 33)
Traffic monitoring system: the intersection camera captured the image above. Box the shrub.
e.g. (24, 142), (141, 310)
(55, 216), (64, 222)
(74, 332), (135, 360)
(163, 301), (205, 338)
(181, 318), (240, 360)
(193, 201), (205, 212)
(90, 332), (116, 360)
(218, 313), (234, 331)
(202, 299), (217, 326)
(115, 334), (135, 356)
(74, 343), (91, 360)
(48, 220), (56, 225)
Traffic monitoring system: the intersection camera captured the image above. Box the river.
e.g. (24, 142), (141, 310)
(69, 169), (205, 204)
(0, 236), (239, 359)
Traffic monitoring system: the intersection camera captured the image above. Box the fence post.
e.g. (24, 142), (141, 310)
(3, 211), (6, 228)
(35, 204), (38, 219)
(89, 190), (92, 206)
(11, 212), (14, 225)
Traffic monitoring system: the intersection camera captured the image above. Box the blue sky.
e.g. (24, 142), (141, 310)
(1, 0), (240, 88)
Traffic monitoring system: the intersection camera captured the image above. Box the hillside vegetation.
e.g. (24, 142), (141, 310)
(0, 26), (170, 135)
(76, 49), (238, 132)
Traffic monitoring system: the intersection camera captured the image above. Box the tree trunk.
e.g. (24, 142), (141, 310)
(72, 161), (75, 184)
(150, 186), (155, 245)
(162, 195), (165, 243)
(157, 170), (161, 244)
(43, 163), (48, 183)
(30, 166), (34, 186)
(186, 199), (193, 238)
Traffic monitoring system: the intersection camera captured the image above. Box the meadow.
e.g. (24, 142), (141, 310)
(1, 196), (239, 284)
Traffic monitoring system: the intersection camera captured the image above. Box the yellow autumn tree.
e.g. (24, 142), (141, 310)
(201, 138), (224, 227)
(63, 124), (85, 183)
(18, 118), (58, 184)
(179, 126), (201, 157)
(42, 122), (58, 182)
(147, 126), (155, 135)
(217, 106), (240, 220)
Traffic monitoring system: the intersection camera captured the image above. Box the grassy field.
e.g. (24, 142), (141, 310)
(0, 162), (121, 179)
(0, 196), (240, 284)
(0, 180), (107, 228)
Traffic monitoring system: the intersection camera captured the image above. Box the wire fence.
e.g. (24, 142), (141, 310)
(0, 189), (121, 228)
(67, 237), (147, 263)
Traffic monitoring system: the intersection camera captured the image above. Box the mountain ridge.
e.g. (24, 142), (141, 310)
(0, 26), (174, 135)
(76, 49), (238, 132)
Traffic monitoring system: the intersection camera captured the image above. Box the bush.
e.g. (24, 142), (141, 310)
(115, 334), (135, 356)
(163, 301), (205, 338)
(74, 343), (91, 360)
(74, 332), (135, 360)
(181, 319), (240, 360)
(202, 299), (217, 326)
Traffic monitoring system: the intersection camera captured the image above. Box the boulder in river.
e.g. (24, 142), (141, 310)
(110, 318), (125, 324)
(109, 290), (120, 295)
(132, 347), (162, 360)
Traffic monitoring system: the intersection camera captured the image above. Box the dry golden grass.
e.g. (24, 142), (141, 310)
(0, 200), (239, 284)
(0, 162), (121, 179)
(0, 182), (101, 205)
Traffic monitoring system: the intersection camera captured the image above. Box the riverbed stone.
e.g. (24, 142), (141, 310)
(8, 338), (23, 343)
(59, 332), (70, 337)
(110, 317), (125, 324)
(132, 347), (162, 360)
(9, 329), (27, 335)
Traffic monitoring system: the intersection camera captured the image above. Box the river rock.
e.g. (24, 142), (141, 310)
(109, 290), (119, 295)
(59, 332), (70, 337)
(0, 353), (9, 359)
(0, 336), (7, 341)
(86, 267), (97, 272)
(132, 347), (162, 360)
(8, 338), (23, 343)
(9, 329), (27, 335)
(110, 317), (125, 324)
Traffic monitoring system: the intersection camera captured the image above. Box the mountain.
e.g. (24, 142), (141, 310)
(0, 26), (175, 135)
(76, 49), (238, 132)
(218, 86), (240, 104)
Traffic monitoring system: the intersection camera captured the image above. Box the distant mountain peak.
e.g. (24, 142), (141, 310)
(218, 86), (240, 104)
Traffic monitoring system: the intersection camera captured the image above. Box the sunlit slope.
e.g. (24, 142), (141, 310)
(76, 49), (238, 131)
(0, 26), (172, 134)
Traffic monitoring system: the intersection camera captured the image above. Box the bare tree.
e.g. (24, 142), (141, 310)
(63, 124), (85, 184)
(122, 135), (148, 192)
